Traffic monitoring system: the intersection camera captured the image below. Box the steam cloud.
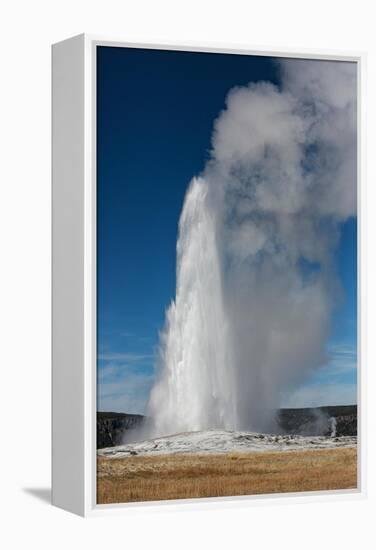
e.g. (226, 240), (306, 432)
(145, 58), (357, 437)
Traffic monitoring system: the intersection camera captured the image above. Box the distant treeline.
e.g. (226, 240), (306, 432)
(97, 405), (357, 449)
(279, 405), (357, 416)
(278, 405), (357, 437)
(97, 412), (144, 448)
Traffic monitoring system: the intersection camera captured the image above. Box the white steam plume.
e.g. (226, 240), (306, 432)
(145, 58), (356, 437)
(329, 417), (337, 437)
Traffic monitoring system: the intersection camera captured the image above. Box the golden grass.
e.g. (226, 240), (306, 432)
(97, 447), (357, 504)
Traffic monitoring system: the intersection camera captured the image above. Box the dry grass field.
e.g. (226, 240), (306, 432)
(97, 447), (357, 504)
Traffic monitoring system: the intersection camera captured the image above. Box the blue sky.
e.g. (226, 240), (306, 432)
(97, 46), (357, 414)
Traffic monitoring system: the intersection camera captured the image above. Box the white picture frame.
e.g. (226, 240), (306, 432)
(52, 34), (366, 517)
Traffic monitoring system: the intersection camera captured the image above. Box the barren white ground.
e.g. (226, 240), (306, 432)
(97, 429), (357, 458)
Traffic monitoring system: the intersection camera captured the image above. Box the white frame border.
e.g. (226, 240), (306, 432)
(53, 33), (367, 517)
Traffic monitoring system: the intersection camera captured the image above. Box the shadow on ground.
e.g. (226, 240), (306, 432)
(23, 488), (51, 504)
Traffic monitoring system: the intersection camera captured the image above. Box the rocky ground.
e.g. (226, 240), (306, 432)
(97, 428), (357, 458)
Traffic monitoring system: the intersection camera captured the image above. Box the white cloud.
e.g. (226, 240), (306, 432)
(326, 343), (357, 374)
(282, 383), (357, 409)
(148, 58), (357, 435)
(98, 366), (154, 414)
(98, 352), (154, 362)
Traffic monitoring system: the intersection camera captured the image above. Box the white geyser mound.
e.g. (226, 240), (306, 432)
(145, 59), (356, 438)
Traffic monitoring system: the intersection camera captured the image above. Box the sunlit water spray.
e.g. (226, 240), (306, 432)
(142, 59), (356, 439)
(147, 178), (237, 435)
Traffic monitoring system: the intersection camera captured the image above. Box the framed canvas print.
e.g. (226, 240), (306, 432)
(52, 35), (364, 516)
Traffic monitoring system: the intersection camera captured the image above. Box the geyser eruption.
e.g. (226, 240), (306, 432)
(147, 59), (357, 437)
(147, 177), (237, 434)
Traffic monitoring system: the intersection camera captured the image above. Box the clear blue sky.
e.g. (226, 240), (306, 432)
(97, 46), (357, 413)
